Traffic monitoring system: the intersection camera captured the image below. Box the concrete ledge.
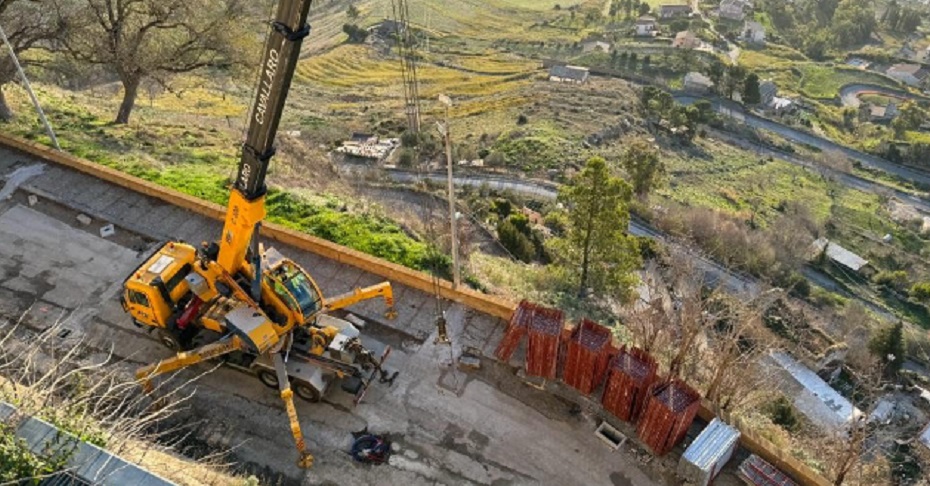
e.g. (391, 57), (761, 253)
(1, 401), (174, 486)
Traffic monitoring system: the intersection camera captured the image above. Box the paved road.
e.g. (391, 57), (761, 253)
(839, 83), (930, 108)
(708, 129), (930, 214)
(676, 95), (930, 187)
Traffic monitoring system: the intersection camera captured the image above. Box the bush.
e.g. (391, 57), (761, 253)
(765, 395), (801, 433)
(397, 148), (415, 167)
(517, 114), (528, 125)
(869, 321), (905, 376)
(498, 219), (536, 263)
(873, 270), (909, 292)
(0, 425), (70, 483)
(910, 282), (930, 301)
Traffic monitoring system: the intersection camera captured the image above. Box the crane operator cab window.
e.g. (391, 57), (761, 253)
(271, 262), (322, 320)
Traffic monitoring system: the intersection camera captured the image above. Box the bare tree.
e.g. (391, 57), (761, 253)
(0, 309), (244, 483)
(55, 0), (254, 124)
(703, 291), (781, 412)
(0, 0), (68, 120)
(823, 362), (888, 486)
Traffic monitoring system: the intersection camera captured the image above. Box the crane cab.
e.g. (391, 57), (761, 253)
(122, 242), (198, 328)
(257, 247), (325, 330)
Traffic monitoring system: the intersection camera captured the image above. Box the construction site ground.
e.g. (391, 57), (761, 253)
(0, 146), (745, 485)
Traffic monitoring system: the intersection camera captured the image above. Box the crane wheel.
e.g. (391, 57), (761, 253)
(156, 330), (181, 351)
(257, 369), (279, 389)
(294, 383), (321, 403)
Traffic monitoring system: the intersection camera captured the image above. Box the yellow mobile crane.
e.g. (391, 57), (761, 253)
(120, 0), (396, 468)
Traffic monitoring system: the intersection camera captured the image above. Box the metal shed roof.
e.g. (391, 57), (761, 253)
(811, 238), (869, 272)
(770, 351), (863, 430)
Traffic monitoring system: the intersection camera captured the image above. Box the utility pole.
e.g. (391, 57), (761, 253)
(0, 24), (59, 150)
(437, 94), (460, 289)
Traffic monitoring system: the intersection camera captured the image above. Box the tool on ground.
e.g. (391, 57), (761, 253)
(119, 0), (397, 468)
(350, 431), (392, 465)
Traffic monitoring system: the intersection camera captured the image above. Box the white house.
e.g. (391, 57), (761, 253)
(684, 72), (714, 94)
(719, 0), (748, 21)
(549, 65), (590, 84)
(886, 63), (930, 87)
(635, 16), (658, 36)
(742, 21), (766, 44)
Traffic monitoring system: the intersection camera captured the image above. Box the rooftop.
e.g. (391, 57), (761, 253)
(811, 237), (869, 271)
(684, 71), (714, 87)
(549, 65), (590, 82)
(636, 15), (657, 24)
(769, 351), (863, 431)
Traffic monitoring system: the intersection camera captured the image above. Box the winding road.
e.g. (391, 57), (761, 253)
(676, 95), (930, 187)
(838, 83), (930, 108)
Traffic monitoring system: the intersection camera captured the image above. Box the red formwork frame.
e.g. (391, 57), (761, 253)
(601, 346), (658, 422)
(495, 300), (534, 361)
(561, 319), (613, 395)
(636, 379), (701, 456)
(525, 305), (564, 379)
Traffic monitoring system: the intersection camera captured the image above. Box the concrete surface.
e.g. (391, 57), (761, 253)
(0, 147), (672, 485)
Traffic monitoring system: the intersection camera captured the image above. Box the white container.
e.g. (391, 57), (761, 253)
(677, 418), (740, 486)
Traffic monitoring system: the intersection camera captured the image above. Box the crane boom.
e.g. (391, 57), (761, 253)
(218, 0), (314, 274)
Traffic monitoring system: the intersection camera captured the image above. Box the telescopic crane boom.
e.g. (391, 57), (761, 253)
(121, 0), (398, 469)
(218, 0), (313, 276)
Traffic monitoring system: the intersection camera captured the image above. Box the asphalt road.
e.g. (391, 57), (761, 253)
(838, 83), (930, 108)
(676, 95), (930, 187)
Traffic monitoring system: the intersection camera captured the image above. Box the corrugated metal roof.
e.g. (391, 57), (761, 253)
(682, 418), (740, 469)
(811, 238), (869, 271)
(770, 351), (862, 430)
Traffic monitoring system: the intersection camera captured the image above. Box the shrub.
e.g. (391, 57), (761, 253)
(498, 219), (536, 263)
(517, 114), (528, 125)
(910, 282), (930, 301)
(765, 395), (801, 433)
(869, 321), (905, 376)
(873, 270), (909, 292)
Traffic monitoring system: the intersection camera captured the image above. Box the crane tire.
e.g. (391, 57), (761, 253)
(257, 369), (279, 389)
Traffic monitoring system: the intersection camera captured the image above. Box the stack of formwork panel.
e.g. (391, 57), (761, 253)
(525, 305), (564, 379)
(738, 454), (799, 486)
(561, 319), (613, 395)
(601, 346), (658, 422)
(495, 300), (534, 362)
(636, 379), (701, 456)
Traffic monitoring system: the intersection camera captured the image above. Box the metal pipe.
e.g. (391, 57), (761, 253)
(438, 95), (460, 289)
(0, 24), (60, 150)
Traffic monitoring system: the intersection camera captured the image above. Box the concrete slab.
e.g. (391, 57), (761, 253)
(0, 205), (138, 311)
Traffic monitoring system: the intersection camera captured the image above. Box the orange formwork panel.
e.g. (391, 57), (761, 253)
(601, 346), (658, 422)
(561, 319), (613, 395)
(495, 300), (535, 361)
(525, 305), (564, 379)
(636, 379), (701, 456)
